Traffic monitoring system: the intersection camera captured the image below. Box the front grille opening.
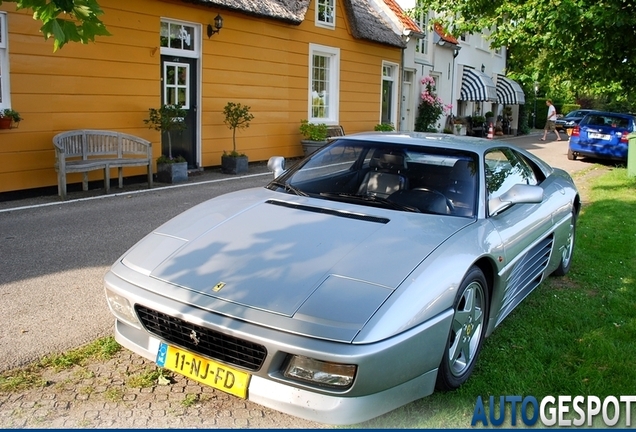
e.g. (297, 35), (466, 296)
(135, 305), (267, 371)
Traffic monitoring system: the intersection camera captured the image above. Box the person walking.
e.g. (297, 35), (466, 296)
(541, 99), (562, 141)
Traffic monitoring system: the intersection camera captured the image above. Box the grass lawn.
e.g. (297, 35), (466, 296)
(358, 166), (636, 428)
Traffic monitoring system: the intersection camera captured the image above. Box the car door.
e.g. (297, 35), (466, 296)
(484, 148), (555, 325)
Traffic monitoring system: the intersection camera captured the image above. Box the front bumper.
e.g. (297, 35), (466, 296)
(105, 268), (452, 425)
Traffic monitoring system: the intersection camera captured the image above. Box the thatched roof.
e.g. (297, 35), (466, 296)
(180, 0), (405, 47)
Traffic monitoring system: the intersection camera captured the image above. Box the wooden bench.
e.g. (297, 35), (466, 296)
(326, 125), (345, 139)
(53, 129), (153, 200)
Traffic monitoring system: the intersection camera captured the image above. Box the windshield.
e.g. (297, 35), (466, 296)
(267, 139), (478, 217)
(582, 114), (633, 129)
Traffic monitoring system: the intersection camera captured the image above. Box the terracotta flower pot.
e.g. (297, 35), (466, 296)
(0, 117), (12, 129)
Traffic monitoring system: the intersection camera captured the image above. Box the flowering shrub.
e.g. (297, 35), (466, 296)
(414, 76), (452, 132)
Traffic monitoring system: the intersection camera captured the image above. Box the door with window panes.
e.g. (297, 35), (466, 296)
(160, 20), (199, 168)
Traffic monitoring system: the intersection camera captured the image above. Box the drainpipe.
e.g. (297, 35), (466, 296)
(451, 45), (460, 116)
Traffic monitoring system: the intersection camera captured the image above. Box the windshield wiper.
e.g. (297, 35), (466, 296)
(319, 192), (420, 213)
(270, 181), (308, 197)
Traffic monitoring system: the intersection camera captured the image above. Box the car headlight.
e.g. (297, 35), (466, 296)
(105, 289), (142, 328)
(566, 120), (575, 126)
(283, 355), (356, 388)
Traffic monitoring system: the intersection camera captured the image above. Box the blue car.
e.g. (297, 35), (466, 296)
(568, 111), (634, 162)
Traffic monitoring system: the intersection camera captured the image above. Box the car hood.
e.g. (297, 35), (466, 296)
(120, 188), (472, 341)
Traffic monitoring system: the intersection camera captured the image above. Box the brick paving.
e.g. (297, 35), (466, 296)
(0, 349), (328, 428)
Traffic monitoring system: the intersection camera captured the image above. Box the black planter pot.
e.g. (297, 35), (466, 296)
(156, 161), (188, 184)
(221, 155), (249, 174)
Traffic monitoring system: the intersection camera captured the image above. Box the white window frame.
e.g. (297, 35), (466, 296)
(415, 11), (429, 56)
(308, 44), (340, 124)
(160, 18), (200, 58)
(163, 62), (190, 109)
(380, 61), (399, 127)
(0, 12), (11, 110)
(315, 0), (336, 29)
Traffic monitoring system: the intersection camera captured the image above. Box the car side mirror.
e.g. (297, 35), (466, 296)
(488, 184), (544, 216)
(268, 156), (286, 178)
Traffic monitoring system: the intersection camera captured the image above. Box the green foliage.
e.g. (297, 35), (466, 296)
(414, 76), (450, 132)
(144, 104), (187, 160)
(144, 104), (187, 134)
(414, 0), (636, 109)
(0, 108), (22, 122)
(126, 367), (170, 388)
(223, 102), (254, 154)
(374, 123), (395, 132)
(517, 104), (530, 135)
(561, 104), (581, 115)
(299, 119), (328, 141)
(0, 0), (111, 51)
(156, 154), (186, 164)
(0, 337), (121, 392)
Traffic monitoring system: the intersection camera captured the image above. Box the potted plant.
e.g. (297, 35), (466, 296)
(453, 117), (467, 136)
(144, 104), (188, 184)
(374, 123), (395, 132)
(299, 120), (328, 156)
(485, 111), (495, 127)
(221, 102), (254, 174)
(0, 109), (22, 129)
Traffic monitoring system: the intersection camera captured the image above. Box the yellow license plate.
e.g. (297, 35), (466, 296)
(156, 342), (250, 398)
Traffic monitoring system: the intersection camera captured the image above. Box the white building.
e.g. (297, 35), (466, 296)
(374, 0), (525, 134)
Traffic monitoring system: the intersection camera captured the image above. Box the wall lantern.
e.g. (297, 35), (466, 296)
(481, 64), (485, 73)
(207, 14), (223, 38)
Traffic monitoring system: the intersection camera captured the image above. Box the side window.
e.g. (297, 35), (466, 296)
(316, 0), (335, 29)
(485, 148), (538, 200)
(309, 44), (340, 123)
(415, 11), (429, 56)
(381, 62), (399, 127)
(0, 12), (10, 110)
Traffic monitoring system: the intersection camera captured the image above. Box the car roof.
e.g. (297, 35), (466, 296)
(339, 132), (509, 155)
(582, 111), (635, 119)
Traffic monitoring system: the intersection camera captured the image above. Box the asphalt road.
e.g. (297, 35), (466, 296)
(0, 169), (274, 371)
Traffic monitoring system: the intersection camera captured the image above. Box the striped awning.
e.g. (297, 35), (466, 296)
(460, 68), (497, 102)
(496, 75), (526, 105)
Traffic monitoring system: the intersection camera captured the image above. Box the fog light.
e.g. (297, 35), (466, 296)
(105, 289), (141, 328)
(284, 355), (356, 388)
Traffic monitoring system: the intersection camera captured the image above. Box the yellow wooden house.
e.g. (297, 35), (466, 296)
(0, 0), (405, 194)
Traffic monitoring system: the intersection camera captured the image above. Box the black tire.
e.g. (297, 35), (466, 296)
(567, 149), (577, 160)
(436, 266), (489, 391)
(552, 210), (577, 276)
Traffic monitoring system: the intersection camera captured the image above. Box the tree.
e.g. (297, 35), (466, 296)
(223, 102), (254, 156)
(414, 0), (636, 104)
(0, 0), (110, 50)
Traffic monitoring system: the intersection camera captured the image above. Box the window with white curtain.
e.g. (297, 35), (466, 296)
(309, 44), (340, 123)
(316, 0), (335, 28)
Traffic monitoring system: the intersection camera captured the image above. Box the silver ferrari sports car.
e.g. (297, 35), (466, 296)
(104, 132), (580, 424)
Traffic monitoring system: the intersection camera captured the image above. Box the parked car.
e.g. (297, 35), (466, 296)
(555, 109), (596, 133)
(568, 111), (635, 161)
(104, 132), (580, 425)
